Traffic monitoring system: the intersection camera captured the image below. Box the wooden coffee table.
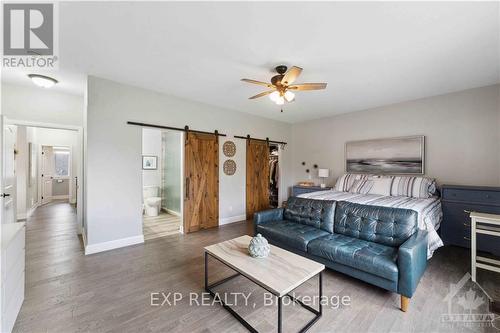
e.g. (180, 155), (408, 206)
(204, 235), (325, 333)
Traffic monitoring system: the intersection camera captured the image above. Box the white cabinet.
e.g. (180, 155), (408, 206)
(1, 223), (25, 333)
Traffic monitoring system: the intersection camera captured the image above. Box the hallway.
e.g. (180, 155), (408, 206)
(13, 200), (250, 332)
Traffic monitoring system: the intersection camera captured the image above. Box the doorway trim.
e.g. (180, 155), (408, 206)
(6, 119), (84, 235)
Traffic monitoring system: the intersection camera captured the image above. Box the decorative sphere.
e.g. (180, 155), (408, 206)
(248, 234), (270, 258)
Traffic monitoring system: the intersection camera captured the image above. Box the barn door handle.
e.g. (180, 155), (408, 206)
(185, 177), (190, 199)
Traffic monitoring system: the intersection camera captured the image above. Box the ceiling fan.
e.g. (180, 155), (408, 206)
(241, 65), (327, 106)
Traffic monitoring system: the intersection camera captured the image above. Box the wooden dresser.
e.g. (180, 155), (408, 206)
(1, 223), (25, 333)
(441, 185), (500, 256)
(291, 186), (333, 197)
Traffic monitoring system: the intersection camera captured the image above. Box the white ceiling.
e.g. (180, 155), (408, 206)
(2, 2), (499, 123)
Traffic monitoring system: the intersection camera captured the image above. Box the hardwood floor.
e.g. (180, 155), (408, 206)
(143, 212), (181, 241)
(14, 201), (498, 332)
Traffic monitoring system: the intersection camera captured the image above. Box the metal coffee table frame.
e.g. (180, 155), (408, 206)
(204, 251), (322, 333)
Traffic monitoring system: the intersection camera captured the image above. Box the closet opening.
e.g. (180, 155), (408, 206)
(141, 128), (183, 241)
(269, 144), (279, 208)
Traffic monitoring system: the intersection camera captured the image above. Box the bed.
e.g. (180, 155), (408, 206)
(297, 189), (443, 258)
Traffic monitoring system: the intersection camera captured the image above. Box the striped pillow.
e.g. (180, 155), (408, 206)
(334, 173), (371, 192)
(390, 176), (436, 199)
(349, 179), (374, 194)
(367, 176), (394, 196)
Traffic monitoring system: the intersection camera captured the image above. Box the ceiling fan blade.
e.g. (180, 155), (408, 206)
(281, 66), (303, 85)
(241, 78), (274, 88)
(248, 90), (275, 99)
(288, 83), (327, 91)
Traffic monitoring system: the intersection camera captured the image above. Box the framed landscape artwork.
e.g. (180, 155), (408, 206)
(142, 156), (158, 170)
(345, 136), (425, 174)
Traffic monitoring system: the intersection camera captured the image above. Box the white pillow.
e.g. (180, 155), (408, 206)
(368, 177), (394, 196)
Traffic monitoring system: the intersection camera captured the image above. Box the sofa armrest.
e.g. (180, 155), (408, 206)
(397, 230), (428, 298)
(253, 208), (283, 225)
(254, 208), (284, 228)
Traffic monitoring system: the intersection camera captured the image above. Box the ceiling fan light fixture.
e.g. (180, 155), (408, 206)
(284, 90), (295, 102)
(241, 65), (327, 109)
(269, 91), (280, 102)
(28, 74), (58, 88)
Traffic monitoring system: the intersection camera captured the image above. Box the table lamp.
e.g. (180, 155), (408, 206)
(318, 169), (329, 188)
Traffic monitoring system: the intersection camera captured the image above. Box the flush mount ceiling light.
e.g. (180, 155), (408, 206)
(28, 74), (58, 88)
(241, 65), (327, 108)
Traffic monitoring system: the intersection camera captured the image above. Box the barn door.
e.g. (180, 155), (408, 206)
(246, 139), (270, 220)
(184, 132), (219, 233)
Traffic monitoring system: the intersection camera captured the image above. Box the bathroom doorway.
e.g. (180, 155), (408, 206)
(141, 128), (183, 241)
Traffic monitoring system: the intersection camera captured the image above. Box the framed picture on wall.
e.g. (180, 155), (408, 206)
(345, 135), (425, 174)
(142, 156), (158, 170)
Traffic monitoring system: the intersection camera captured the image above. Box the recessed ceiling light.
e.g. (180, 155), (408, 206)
(28, 74), (58, 88)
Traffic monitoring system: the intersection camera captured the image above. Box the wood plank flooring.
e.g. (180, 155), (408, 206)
(14, 201), (499, 332)
(143, 212), (181, 241)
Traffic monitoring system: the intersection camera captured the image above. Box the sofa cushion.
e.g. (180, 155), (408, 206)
(334, 201), (418, 247)
(308, 234), (399, 281)
(284, 197), (336, 233)
(256, 220), (330, 252)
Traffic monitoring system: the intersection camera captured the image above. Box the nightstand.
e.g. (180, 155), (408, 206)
(291, 185), (333, 197)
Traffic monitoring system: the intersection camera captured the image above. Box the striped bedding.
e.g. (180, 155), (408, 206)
(297, 190), (443, 258)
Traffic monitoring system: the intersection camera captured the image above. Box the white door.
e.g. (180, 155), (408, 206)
(1, 118), (17, 225)
(41, 146), (54, 205)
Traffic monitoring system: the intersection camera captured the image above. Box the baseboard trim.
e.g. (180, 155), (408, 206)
(81, 228), (87, 247)
(52, 195), (69, 200)
(26, 202), (40, 219)
(165, 209), (181, 217)
(219, 214), (246, 225)
(85, 235), (144, 255)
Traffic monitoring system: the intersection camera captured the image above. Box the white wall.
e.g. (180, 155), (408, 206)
(498, 84), (500, 183)
(291, 85), (500, 187)
(1, 83), (84, 126)
(219, 137), (246, 224)
(16, 127), (39, 220)
(163, 130), (182, 214)
(85, 76), (291, 248)
(16, 126), (28, 219)
(26, 127), (37, 211)
(141, 128), (162, 188)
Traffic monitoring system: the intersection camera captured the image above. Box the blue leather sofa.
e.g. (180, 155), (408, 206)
(254, 197), (428, 312)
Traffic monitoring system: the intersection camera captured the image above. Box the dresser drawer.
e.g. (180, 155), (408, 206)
(442, 188), (500, 205)
(442, 202), (471, 247)
(442, 202), (500, 255)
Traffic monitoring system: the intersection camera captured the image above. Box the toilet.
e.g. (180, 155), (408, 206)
(143, 186), (162, 216)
